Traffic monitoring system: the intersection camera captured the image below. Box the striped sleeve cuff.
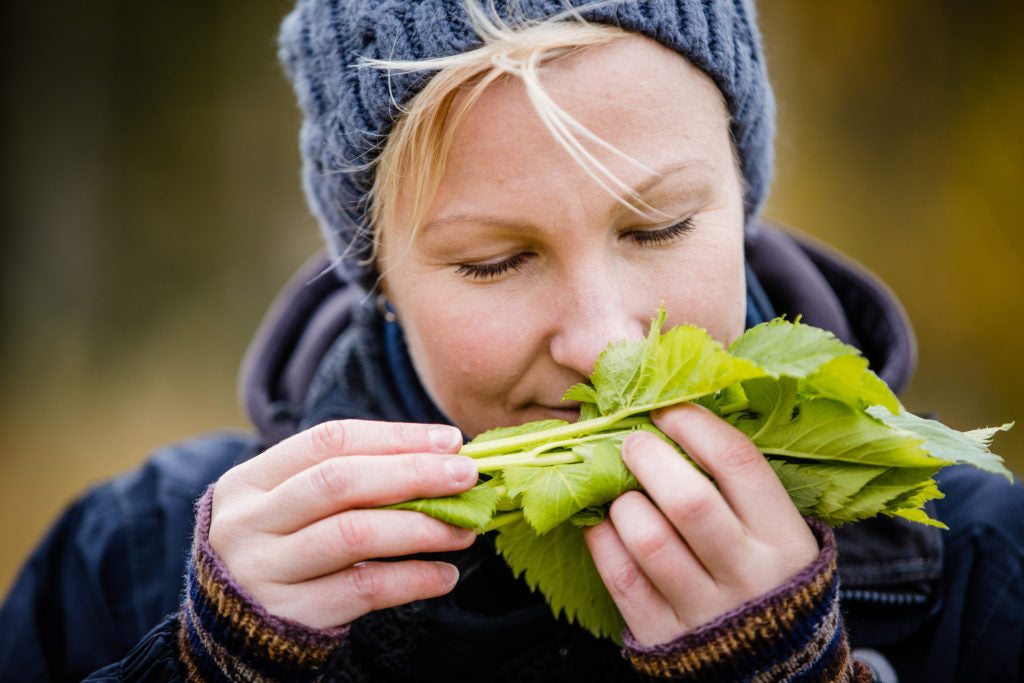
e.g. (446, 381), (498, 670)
(623, 519), (872, 682)
(175, 485), (349, 682)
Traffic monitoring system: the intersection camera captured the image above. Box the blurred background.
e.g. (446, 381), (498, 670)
(2, 1), (1022, 593)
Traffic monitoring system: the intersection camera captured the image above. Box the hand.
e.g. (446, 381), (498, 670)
(208, 420), (479, 629)
(583, 403), (819, 646)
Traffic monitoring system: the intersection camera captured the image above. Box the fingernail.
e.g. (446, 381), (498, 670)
(452, 524), (476, 541)
(622, 431), (653, 457)
(444, 455), (477, 484)
(430, 426), (463, 451)
(437, 562), (459, 586)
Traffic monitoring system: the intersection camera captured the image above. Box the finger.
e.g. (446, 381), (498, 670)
(266, 510), (476, 582)
(607, 491), (814, 633)
(652, 403), (808, 535)
(604, 489), (717, 606)
(619, 430), (749, 577)
(226, 420), (465, 492)
(256, 452), (478, 533)
(582, 519), (681, 645)
(261, 560), (461, 630)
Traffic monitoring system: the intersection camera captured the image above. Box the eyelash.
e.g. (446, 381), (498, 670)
(626, 217), (696, 246)
(455, 252), (533, 280)
(453, 217), (695, 280)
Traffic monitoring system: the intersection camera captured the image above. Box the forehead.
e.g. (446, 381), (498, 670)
(433, 34), (734, 207)
(537, 33), (728, 119)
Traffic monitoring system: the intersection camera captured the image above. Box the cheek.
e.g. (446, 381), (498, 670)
(395, 287), (542, 427)
(653, 233), (747, 344)
(404, 306), (497, 385)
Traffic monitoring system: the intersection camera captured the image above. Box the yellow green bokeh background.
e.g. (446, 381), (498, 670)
(2, 2), (1022, 593)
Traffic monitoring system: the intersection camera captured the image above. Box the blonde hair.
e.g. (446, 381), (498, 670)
(360, 2), (671, 270)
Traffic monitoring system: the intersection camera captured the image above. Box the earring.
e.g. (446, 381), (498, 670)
(376, 292), (397, 323)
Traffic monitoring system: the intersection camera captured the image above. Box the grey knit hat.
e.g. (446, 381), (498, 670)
(279, 0), (775, 290)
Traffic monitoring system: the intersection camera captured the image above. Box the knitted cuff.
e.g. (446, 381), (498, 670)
(623, 519), (870, 682)
(176, 485), (349, 682)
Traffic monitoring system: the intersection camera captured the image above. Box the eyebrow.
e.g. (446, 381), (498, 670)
(421, 160), (710, 234)
(629, 161), (708, 196)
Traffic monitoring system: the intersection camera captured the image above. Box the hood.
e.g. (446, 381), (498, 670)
(239, 223), (917, 448)
(745, 224), (917, 394)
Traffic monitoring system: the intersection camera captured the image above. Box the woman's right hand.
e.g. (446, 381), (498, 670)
(207, 419), (479, 629)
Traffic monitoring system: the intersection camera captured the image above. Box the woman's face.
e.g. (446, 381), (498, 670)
(380, 35), (747, 438)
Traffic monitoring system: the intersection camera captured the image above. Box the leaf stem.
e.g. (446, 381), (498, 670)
(460, 414), (651, 459)
(482, 510), (524, 532)
(476, 450), (581, 472)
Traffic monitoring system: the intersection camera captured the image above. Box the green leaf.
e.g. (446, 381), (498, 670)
(563, 383), (598, 408)
(377, 310), (1014, 644)
(881, 476), (946, 527)
(766, 459), (832, 513)
(866, 407), (1013, 480)
(578, 402), (602, 421)
(569, 507), (607, 526)
(577, 435), (642, 501)
(800, 354), (901, 415)
(729, 318), (854, 378)
(730, 376), (801, 440)
(503, 434), (641, 535)
(492, 475), (521, 512)
(710, 383), (750, 415)
(767, 458), (890, 520)
(859, 368), (903, 415)
(494, 518), (624, 644)
(471, 419), (571, 444)
(564, 308), (666, 410)
(823, 467), (941, 525)
(584, 309), (764, 416)
(810, 464), (892, 519)
(891, 506), (948, 528)
(504, 460), (594, 535)
(737, 381), (942, 468)
(964, 422), (1016, 449)
(385, 478), (501, 531)
(767, 458), (945, 526)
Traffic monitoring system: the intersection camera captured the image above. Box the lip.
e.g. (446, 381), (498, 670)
(534, 403), (582, 423)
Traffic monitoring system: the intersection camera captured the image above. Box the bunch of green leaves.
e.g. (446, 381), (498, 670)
(387, 310), (1012, 643)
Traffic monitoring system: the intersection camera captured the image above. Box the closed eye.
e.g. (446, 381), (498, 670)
(624, 217), (696, 246)
(455, 252), (533, 280)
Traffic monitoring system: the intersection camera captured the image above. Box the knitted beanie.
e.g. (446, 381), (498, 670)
(279, 0), (775, 290)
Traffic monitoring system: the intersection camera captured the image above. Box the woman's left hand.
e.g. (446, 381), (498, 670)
(582, 402), (820, 647)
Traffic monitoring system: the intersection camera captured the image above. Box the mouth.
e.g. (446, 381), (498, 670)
(534, 402), (582, 423)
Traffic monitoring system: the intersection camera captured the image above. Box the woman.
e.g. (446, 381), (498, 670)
(2, 1), (1022, 681)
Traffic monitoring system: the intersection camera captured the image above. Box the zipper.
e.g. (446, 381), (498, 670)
(839, 588), (929, 606)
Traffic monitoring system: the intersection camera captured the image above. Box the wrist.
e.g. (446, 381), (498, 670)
(623, 518), (852, 680)
(176, 484), (349, 681)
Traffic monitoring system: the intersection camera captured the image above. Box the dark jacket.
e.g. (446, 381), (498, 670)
(2, 225), (1022, 682)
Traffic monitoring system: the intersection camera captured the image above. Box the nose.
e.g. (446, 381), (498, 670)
(548, 277), (648, 378)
